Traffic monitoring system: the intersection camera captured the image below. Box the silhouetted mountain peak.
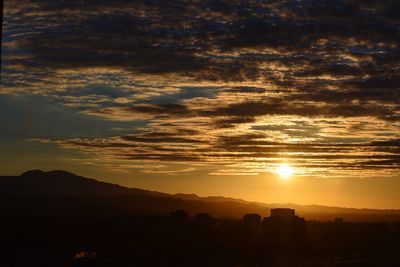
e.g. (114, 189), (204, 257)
(3, 169), (169, 198)
(21, 169), (78, 178)
(20, 169), (46, 177)
(46, 170), (77, 176)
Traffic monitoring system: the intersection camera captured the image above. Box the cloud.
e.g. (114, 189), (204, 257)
(2, 0), (400, 177)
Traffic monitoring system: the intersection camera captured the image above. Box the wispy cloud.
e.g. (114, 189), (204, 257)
(2, 0), (399, 177)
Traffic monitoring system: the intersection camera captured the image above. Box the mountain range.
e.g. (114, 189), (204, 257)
(1, 170), (399, 222)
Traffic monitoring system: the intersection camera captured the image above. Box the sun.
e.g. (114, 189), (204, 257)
(277, 164), (293, 179)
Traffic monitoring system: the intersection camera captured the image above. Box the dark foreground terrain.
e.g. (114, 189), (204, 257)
(1, 170), (400, 266)
(1, 212), (400, 267)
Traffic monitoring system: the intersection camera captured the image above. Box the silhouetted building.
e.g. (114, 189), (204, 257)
(334, 218), (344, 224)
(170, 210), (189, 224)
(243, 213), (262, 227)
(263, 208), (306, 248)
(270, 208), (295, 218)
(242, 213), (263, 247)
(193, 213), (213, 226)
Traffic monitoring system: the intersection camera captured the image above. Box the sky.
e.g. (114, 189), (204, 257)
(1, 0), (400, 209)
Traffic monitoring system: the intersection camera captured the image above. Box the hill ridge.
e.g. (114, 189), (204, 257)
(0, 170), (399, 221)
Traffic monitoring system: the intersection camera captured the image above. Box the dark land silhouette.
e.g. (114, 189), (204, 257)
(1, 170), (399, 221)
(1, 170), (400, 266)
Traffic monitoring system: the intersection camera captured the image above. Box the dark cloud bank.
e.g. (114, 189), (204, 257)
(2, 0), (399, 176)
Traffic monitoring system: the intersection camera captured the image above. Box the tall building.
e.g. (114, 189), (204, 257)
(270, 208), (295, 218)
(243, 213), (262, 227)
(263, 208), (306, 247)
(170, 210), (189, 224)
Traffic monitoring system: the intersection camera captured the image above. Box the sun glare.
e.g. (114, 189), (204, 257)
(277, 164), (293, 179)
